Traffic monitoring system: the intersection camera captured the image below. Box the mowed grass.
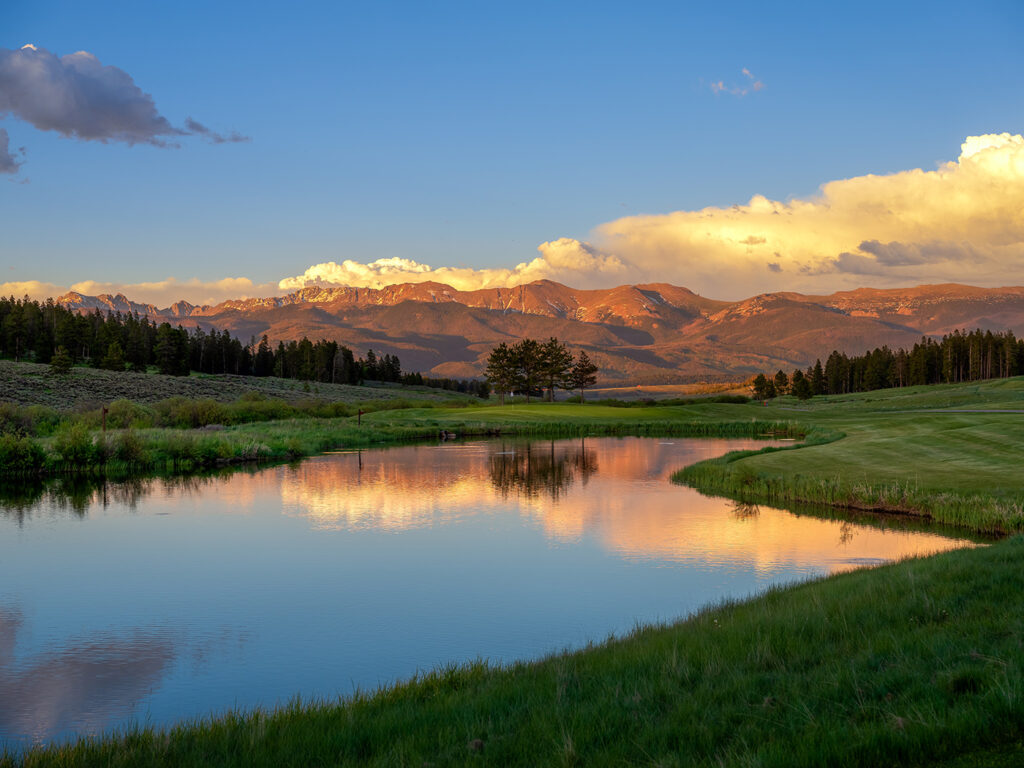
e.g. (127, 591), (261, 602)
(672, 378), (1024, 532)
(10, 536), (1024, 768)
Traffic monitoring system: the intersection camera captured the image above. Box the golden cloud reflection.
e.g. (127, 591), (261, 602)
(277, 438), (974, 572)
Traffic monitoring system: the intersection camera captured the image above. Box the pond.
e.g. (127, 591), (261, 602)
(0, 436), (977, 748)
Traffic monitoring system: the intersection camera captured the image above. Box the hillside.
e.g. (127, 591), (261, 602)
(0, 360), (475, 410)
(56, 281), (1024, 383)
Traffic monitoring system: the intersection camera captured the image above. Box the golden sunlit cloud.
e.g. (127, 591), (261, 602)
(276, 238), (627, 293)
(0, 277), (278, 307)
(277, 134), (1024, 300)
(586, 132), (1024, 297)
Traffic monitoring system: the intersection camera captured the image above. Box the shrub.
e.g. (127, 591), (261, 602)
(194, 436), (230, 465)
(164, 432), (198, 466)
(112, 429), (149, 465)
(106, 399), (156, 430)
(154, 397), (227, 428)
(0, 434), (47, 473)
(52, 422), (99, 467)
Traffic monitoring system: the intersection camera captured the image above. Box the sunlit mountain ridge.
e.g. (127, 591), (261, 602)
(55, 280), (1024, 382)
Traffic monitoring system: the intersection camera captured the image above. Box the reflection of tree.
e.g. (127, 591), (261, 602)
(731, 500), (760, 520)
(0, 604), (176, 744)
(838, 521), (855, 546)
(0, 470), (244, 524)
(488, 440), (598, 501)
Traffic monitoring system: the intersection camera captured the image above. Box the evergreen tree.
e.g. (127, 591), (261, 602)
(568, 350), (599, 402)
(791, 369), (813, 400)
(154, 324), (190, 376)
(773, 369), (789, 395)
(485, 342), (516, 405)
(511, 338), (543, 402)
(811, 359), (826, 395)
(752, 373), (774, 400)
(540, 337), (574, 402)
(101, 341), (126, 372)
(49, 345), (73, 375)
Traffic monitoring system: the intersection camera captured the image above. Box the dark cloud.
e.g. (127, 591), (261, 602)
(830, 252), (885, 275)
(828, 240), (984, 276)
(857, 239), (976, 267)
(0, 45), (183, 144)
(184, 117), (250, 144)
(0, 128), (22, 173)
(0, 45), (249, 169)
(767, 262), (782, 273)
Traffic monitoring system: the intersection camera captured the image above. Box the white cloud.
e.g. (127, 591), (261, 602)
(711, 68), (764, 97)
(277, 239), (626, 293)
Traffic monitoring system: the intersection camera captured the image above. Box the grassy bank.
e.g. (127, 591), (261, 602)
(7, 536), (1023, 767)
(0, 409), (803, 479)
(671, 378), (1024, 533)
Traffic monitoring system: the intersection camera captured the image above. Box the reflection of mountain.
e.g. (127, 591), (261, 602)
(273, 439), (971, 573)
(1, 439), (975, 573)
(0, 607), (175, 743)
(488, 441), (597, 501)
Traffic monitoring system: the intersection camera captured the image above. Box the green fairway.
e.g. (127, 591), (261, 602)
(668, 380), (1024, 532)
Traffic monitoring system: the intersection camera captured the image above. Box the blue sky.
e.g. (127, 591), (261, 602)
(2, 0), (1023, 303)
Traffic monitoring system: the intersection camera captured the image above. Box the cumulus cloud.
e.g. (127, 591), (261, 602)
(582, 132), (1024, 297)
(0, 44), (249, 167)
(0, 280), (65, 299)
(0, 277), (278, 307)
(277, 239), (627, 293)
(710, 68), (764, 97)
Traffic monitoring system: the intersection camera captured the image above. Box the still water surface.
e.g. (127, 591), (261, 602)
(0, 437), (976, 747)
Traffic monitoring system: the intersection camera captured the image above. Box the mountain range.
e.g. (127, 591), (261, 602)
(56, 281), (1024, 383)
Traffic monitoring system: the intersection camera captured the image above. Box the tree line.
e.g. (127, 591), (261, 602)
(399, 372), (491, 399)
(0, 295), (408, 385)
(485, 338), (599, 403)
(752, 328), (1024, 400)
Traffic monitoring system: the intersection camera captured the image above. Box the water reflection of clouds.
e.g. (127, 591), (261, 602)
(0, 606), (176, 745)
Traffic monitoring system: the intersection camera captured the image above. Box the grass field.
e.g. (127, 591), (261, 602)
(3, 375), (1024, 766)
